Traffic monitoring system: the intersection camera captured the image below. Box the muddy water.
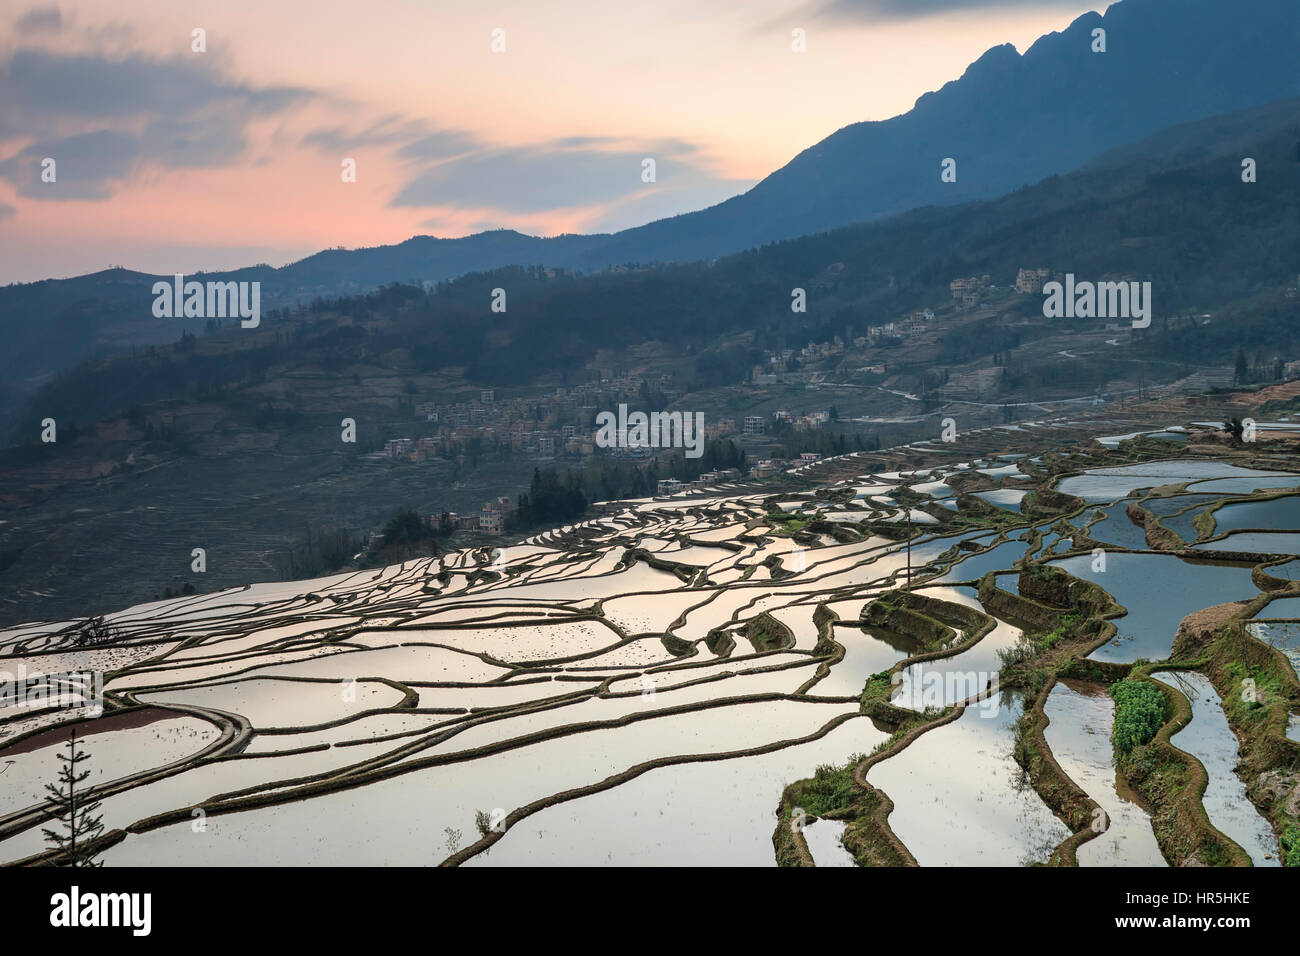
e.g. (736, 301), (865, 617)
(1152, 671), (1280, 866)
(1159, 502), (1213, 543)
(1260, 555), (1300, 578)
(1042, 680), (1165, 866)
(1189, 476), (1300, 496)
(994, 572), (1020, 594)
(1255, 598), (1300, 619)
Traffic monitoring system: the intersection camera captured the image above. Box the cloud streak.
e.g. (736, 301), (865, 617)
(0, 47), (316, 199)
(15, 5), (62, 34)
(389, 139), (742, 220)
(809, 0), (1092, 23)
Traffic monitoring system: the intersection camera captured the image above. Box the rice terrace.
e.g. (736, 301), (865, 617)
(4, 399), (1299, 870)
(2, 0), (1298, 935)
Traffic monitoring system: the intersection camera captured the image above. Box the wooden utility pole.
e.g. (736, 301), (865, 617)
(906, 507), (912, 586)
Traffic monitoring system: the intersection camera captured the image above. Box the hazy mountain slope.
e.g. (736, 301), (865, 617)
(1, 0), (1296, 434)
(15, 96), (1299, 444)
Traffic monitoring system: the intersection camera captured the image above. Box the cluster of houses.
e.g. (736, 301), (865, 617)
(740, 410), (834, 437)
(400, 375), (685, 461)
(654, 467), (745, 496)
(385, 376), (745, 464)
(653, 452), (824, 496)
(443, 497), (514, 536)
(775, 409), (832, 431)
(365, 496), (515, 551)
(382, 436), (445, 460)
(751, 270), (1045, 367)
(750, 454), (819, 479)
(799, 339), (845, 361)
(1014, 267), (1053, 294)
(382, 430), (577, 461)
(949, 274), (994, 309)
(865, 309), (935, 341)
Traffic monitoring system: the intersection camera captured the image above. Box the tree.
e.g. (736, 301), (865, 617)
(1234, 348), (1248, 384)
(72, 616), (116, 647)
(41, 729), (105, 866)
(443, 826), (462, 856)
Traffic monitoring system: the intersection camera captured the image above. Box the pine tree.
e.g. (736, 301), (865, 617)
(41, 729), (105, 866)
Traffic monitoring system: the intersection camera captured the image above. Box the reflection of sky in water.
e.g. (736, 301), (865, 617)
(938, 538), (1031, 583)
(803, 819), (855, 867)
(974, 489), (1027, 512)
(9, 449), (1296, 868)
(1087, 500), (1152, 550)
(1246, 620), (1300, 680)
(1044, 681), (1165, 866)
(1210, 495), (1300, 533)
(1153, 671), (1280, 866)
(1053, 552), (1258, 663)
(1196, 532), (1300, 554)
(1059, 462), (1294, 504)
(868, 690), (1070, 866)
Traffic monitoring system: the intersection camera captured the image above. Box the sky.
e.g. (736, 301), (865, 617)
(0, 0), (1105, 284)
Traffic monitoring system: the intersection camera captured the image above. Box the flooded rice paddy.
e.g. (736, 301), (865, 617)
(4, 428), (1298, 867)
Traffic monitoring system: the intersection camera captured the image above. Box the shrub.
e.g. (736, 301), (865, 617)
(794, 754), (866, 816)
(1281, 824), (1300, 867)
(1111, 679), (1167, 755)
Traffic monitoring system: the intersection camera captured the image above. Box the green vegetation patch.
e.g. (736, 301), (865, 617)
(788, 754), (867, 817)
(1281, 824), (1300, 867)
(1111, 679), (1167, 755)
(745, 613), (793, 653)
(996, 613), (1082, 697)
(859, 670), (894, 708)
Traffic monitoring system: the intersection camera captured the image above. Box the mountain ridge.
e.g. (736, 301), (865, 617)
(16, 94), (1299, 443)
(1, 0), (1297, 433)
